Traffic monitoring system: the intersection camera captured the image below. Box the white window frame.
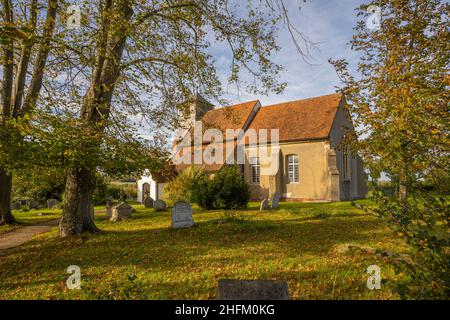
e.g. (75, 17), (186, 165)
(250, 157), (260, 184)
(287, 154), (299, 183)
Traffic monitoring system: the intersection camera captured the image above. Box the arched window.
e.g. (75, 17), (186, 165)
(287, 154), (299, 183)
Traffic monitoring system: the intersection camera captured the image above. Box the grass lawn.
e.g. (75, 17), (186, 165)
(0, 208), (63, 235)
(0, 200), (409, 299)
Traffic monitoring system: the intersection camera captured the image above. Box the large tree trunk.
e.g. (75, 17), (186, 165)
(59, 0), (133, 237)
(0, 166), (15, 225)
(0, 0), (56, 226)
(59, 167), (99, 237)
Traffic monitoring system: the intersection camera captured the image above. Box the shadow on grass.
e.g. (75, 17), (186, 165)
(277, 212), (366, 223)
(0, 215), (385, 288)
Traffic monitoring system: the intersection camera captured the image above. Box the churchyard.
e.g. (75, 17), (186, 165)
(0, 208), (62, 235)
(0, 200), (408, 299)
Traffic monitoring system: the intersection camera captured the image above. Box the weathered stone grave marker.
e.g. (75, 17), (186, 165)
(259, 198), (269, 211)
(144, 196), (154, 208)
(110, 202), (132, 222)
(10, 202), (21, 210)
(271, 192), (280, 209)
(153, 199), (167, 211)
(46, 199), (59, 209)
(105, 201), (117, 218)
(171, 202), (194, 229)
(28, 200), (39, 210)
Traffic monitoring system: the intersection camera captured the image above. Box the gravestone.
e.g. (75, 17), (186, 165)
(153, 199), (167, 212)
(47, 198), (59, 209)
(271, 192), (280, 209)
(217, 279), (290, 300)
(28, 200), (39, 210)
(144, 196), (154, 209)
(10, 202), (21, 210)
(171, 202), (194, 228)
(105, 201), (117, 218)
(110, 202), (132, 222)
(259, 198), (269, 211)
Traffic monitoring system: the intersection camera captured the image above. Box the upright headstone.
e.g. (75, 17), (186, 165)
(171, 202), (194, 228)
(47, 198), (59, 209)
(110, 202), (132, 222)
(144, 196), (154, 208)
(259, 198), (269, 211)
(10, 202), (21, 210)
(153, 199), (167, 212)
(217, 279), (290, 300)
(271, 192), (280, 209)
(28, 200), (39, 210)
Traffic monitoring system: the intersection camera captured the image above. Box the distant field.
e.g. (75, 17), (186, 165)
(108, 181), (136, 187)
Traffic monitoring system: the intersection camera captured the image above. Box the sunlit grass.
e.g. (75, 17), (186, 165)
(0, 208), (63, 234)
(0, 200), (408, 299)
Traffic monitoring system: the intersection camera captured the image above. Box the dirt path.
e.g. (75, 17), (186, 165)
(0, 219), (59, 256)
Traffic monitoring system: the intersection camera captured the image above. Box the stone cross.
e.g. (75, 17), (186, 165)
(171, 202), (194, 228)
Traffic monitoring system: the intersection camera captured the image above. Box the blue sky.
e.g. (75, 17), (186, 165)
(138, 0), (369, 142)
(211, 0), (366, 106)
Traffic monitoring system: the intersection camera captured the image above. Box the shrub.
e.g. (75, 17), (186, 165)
(163, 166), (208, 204)
(122, 184), (137, 200)
(358, 192), (449, 299)
(194, 176), (215, 209)
(198, 165), (250, 210)
(106, 185), (122, 200)
(164, 165), (250, 210)
(12, 167), (65, 203)
(92, 174), (109, 205)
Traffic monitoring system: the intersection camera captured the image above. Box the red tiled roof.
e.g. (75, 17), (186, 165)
(175, 100), (259, 147)
(201, 100), (259, 134)
(173, 141), (238, 172)
(248, 93), (342, 142)
(171, 93), (343, 173)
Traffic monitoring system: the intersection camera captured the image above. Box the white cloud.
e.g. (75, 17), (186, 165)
(214, 0), (366, 106)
